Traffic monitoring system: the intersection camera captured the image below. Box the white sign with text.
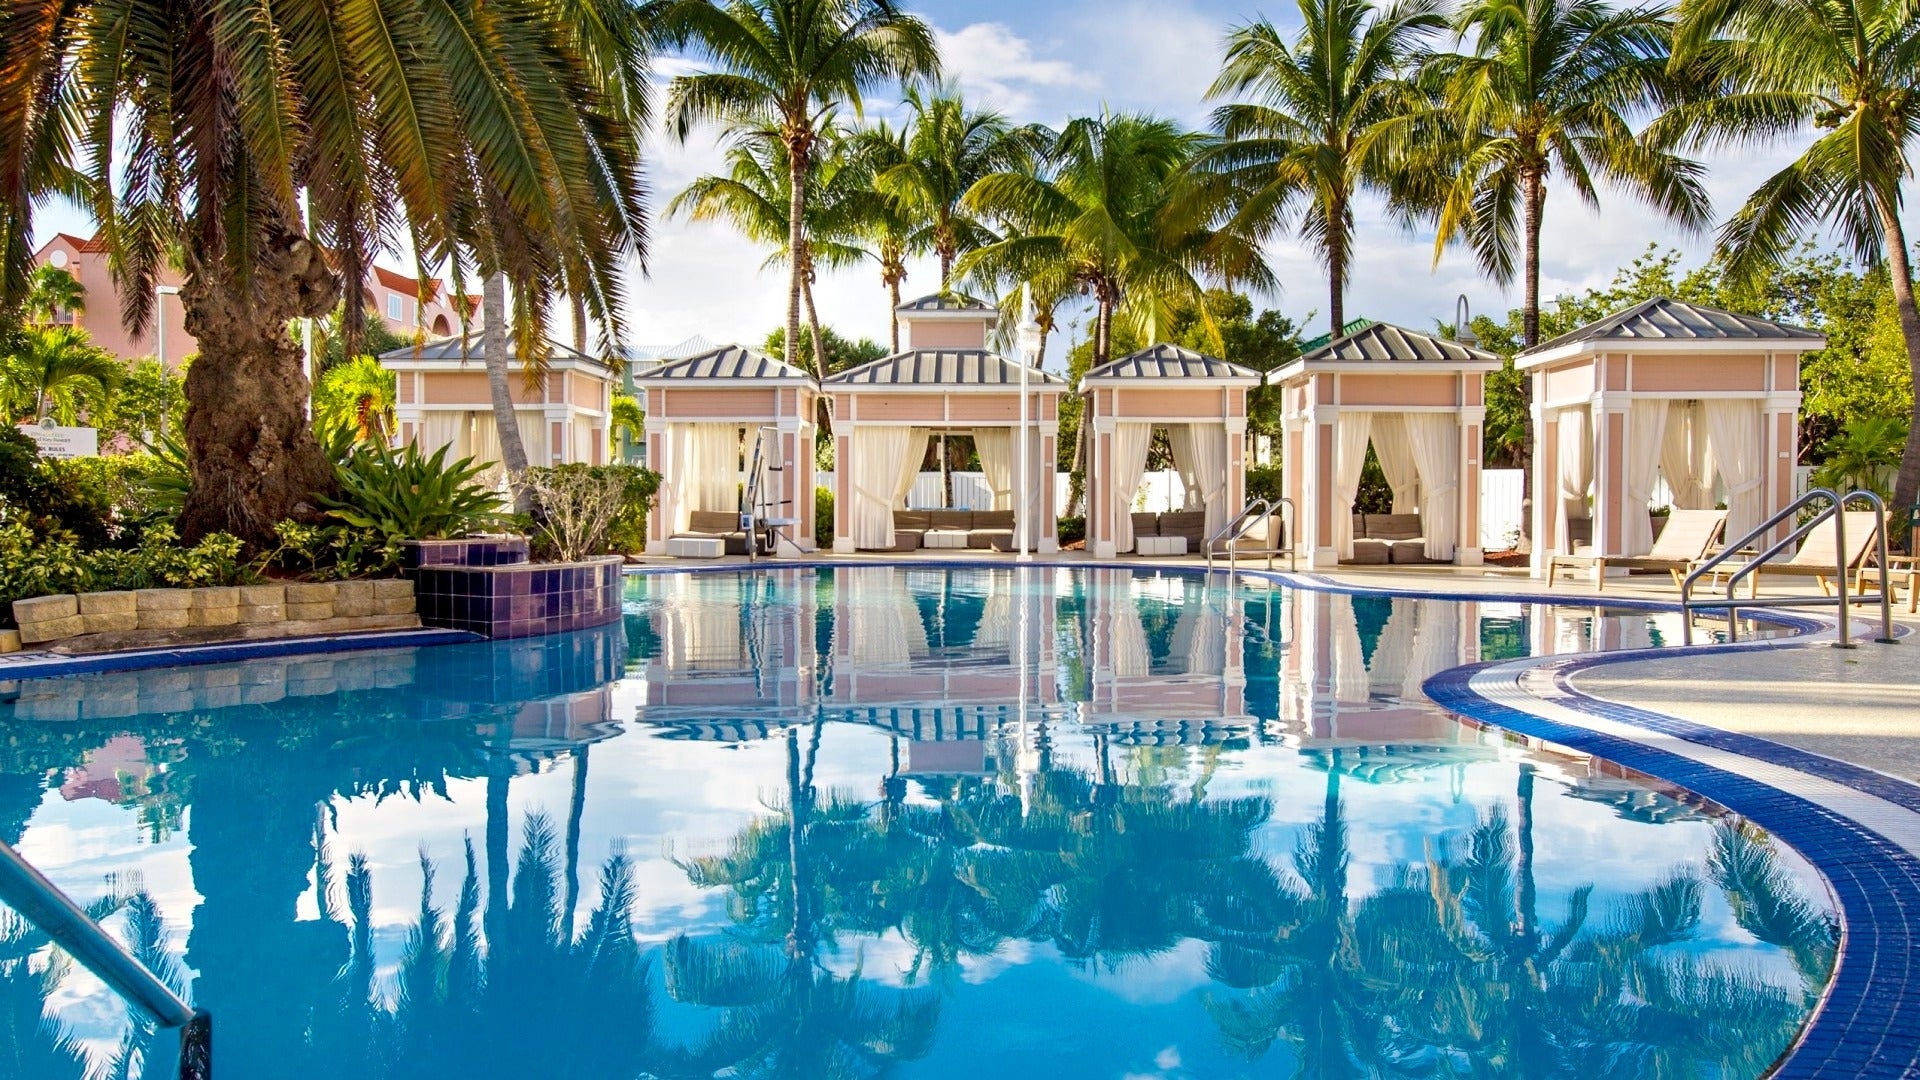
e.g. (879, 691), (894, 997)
(15, 423), (99, 459)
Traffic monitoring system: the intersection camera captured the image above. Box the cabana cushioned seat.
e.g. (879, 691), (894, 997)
(889, 509), (1018, 551)
(1344, 514), (1442, 565)
(1130, 510), (1212, 554)
(675, 510), (751, 556)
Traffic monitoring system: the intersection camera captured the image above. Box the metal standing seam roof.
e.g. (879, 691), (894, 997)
(1296, 321), (1500, 366)
(377, 336), (599, 365)
(635, 344), (812, 382)
(823, 349), (1066, 387)
(1081, 343), (1259, 383)
(895, 293), (996, 313)
(1525, 296), (1824, 354)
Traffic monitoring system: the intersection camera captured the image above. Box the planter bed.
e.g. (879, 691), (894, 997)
(7, 579), (419, 654)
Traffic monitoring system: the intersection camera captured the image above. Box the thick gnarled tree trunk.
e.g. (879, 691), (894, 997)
(178, 225), (340, 546)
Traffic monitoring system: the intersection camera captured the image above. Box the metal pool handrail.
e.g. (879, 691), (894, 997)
(0, 839), (211, 1079)
(1205, 497), (1295, 574)
(1678, 488), (1896, 647)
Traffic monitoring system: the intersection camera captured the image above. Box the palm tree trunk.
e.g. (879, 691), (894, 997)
(1516, 764), (1538, 945)
(1095, 297), (1113, 368)
(1519, 169), (1546, 515)
(177, 221), (340, 546)
(939, 248), (954, 289)
(1328, 193), (1347, 336)
(570, 291), (587, 355)
(886, 270), (903, 353)
(801, 273), (829, 377)
(1878, 200), (1920, 515)
(482, 273), (532, 513)
(562, 746), (589, 938)
(785, 138), (810, 372)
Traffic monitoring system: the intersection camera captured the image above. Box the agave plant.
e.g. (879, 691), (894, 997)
(323, 442), (513, 543)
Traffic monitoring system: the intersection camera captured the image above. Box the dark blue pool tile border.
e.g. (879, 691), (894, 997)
(0, 628), (480, 682)
(1426, 659), (1920, 1078)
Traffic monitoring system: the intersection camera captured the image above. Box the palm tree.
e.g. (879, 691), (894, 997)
(1659, 0), (1920, 511)
(655, 0), (941, 370)
(1417, 0), (1710, 348)
(480, 277), (533, 511)
(868, 85), (1048, 288)
(314, 355), (398, 444)
(668, 132), (871, 376)
(962, 112), (1274, 369)
(0, 0), (651, 546)
(1199, 0), (1446, 335)
(6, 325), (122, 422)
(846, 120), (918, 351)
(23, 265), (84, 324)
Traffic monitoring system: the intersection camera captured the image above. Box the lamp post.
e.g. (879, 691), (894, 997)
(154, 285), (181, 368)
(1015, 285), (1042, 563)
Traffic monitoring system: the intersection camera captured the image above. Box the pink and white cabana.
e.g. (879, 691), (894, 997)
(634, 344), (819, 554)
(386, 336), (614, 469)
(1078, 344), (1261, 558)
(1519, 298), (1823, 575)
(1272, 323), (1500, 568)
(823, 295), (1066, 553)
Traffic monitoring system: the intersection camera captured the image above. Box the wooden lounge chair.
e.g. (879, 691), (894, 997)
(1547, 509), (1726, 591)
(1687, 510), (1882, 599)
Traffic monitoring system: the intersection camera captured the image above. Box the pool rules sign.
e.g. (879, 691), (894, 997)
(15, 420), (98, 458)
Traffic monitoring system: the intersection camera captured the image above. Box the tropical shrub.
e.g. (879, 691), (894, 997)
(0, 425), (115, 545)
(322, 442), (510, 542)
(522, 464), (660, 561)
(261, 520), (404, 580)
(1245, 464), (1284, 505)
(1811, 417), (1908, 500)
(815, 486), (834, 545)
(1056, 515), (1086, 545)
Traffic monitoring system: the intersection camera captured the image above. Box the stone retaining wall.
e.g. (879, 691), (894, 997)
(6, 579), (419, 652)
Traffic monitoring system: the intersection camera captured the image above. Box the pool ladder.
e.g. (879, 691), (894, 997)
(1205, 497), (1295, 574)
(1679, 488), (1897, 647)
(0, 839), (210, 1078)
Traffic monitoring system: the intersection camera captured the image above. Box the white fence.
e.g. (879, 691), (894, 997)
(1480, 468), (1525, 551)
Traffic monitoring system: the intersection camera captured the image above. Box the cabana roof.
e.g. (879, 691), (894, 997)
(823, 349), (1066, 390)
(1271, 322), (1499, 382)
(1079, 343), (1259, 389)
(895, 292), (995, 314)
(634, 343), (812, 386)
(1518, 296), (1824, 367)
(378, 335), (604, 370)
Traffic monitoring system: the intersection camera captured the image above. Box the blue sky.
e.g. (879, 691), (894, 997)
(32, 0), (1817, 359)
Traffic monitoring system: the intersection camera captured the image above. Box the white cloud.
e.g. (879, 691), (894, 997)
(933, 22), (1098, 117)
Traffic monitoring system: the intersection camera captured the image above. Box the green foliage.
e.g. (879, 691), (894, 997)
(522, 463), (659, 559)
(102, 358), (188, 446)
(314, 305), (412, 374)
(260, 520), (404, 580)
(323, 442), (511, 542)
(0, 522), (248, 627)
(1245, 464), (1284, 505)
(763, 325), (888, 376)
(0, 325), (122, 424)
(610, 394), (643, 453)
(1055, 515), (1085, 545)
(815, 486), (834, 545)
(24, 265), (85, 323)
(1810, 417), (1907, 499)
(313, 356), (398, 442)
(0, 425), (116, 545)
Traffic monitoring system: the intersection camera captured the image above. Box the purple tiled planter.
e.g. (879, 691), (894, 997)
(408, 555), (624, 639)
(399, 537), (531, 569)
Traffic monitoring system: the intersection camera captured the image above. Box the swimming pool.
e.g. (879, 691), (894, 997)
(0, 566), (1833, 1078)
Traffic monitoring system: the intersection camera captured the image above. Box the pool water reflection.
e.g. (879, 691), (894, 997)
(0, 567), (1829, 1079)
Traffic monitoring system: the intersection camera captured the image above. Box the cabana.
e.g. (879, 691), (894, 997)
(1078, 344), (1261, 558)
(386, 336), (615, 469)
(823, 295), (1065, 553)
(634, 344), (819, 555)
(1519, 298), (1823, 577)
(1272, 323), (1500, 568)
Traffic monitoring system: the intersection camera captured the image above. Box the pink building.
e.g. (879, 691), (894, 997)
(31, 232), (469, 366)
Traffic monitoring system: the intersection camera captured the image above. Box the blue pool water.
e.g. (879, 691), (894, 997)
(0, 567), (1831, 1078)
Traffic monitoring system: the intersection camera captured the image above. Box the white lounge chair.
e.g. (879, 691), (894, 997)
(1687, 510), (1882, 599)
(1547, 509), (1726, 591)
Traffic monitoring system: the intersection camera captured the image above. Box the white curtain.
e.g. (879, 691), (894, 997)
(517, 412), (552, 469)
(1332, 413), (1374, 561)
(1110, 422), (1153, 552)
(686, 422), (739, 516)
(1623, 400), (1670, 555)
(1705, 400), (1764, 542)
(844, 568), (927, 667)
(850, 426), (917, 549)
(1331, 597), (1370, 704)
(1165, 425), (1201, 510)
(1661, 402), (1715, 510)
(1104, 585), (1150, 678)
(1555, 408), (1593, 555)
(973, 428), (1013, 509)
(1405, 414), (1459, 562)
(418, 413), (468, 460)
(467, 413), (507, 494)
(895, 428), (932, 508)
(1368, 600), (1416, 699)
(1401, 599), (1460, 701)
(1370, 415), (1421, 513)
(1186, 423), (1231, 539)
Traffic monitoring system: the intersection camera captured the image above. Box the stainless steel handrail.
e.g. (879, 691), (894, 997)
(1679, 488), (1896, 647)
(0, 839), (210, 1078)
(1205, 497), (1295, 574)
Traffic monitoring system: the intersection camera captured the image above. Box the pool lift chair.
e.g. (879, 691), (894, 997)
(743, 423), (803, 560)
(1678, 488), (1899, 647)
